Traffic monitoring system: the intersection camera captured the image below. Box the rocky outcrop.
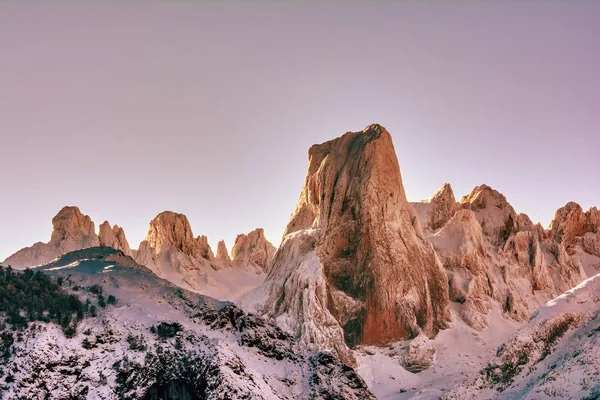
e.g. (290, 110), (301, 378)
(423, 185), (585, 331)
(3, 206), (100, 269)
(134, 211), (219, 286)
(550, 202), (600, 258)
(0, 248), (375, 400)
(231, 229), (276, 273)
(215, 240), (232, 267)
(245, 124), (450, 365)
(412, 183), (458, 232)
(459, 185), (519, 247)
(98, 221), (132, 256)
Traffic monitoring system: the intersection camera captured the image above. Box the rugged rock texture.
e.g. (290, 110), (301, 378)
(423, 183), (585, 331)
(98, 221), (132, 256)
(412, 183), (458, 232)
(444, 275), (600, 400)
(231, 229), (276, 272)
(215, 240), (232, 267)
(135, 211), (220, 288)
(550, 202), (600, 258)
(3, 206), (100, 269)
(245, 124), (450, 365)
(459, 185), (519, 247)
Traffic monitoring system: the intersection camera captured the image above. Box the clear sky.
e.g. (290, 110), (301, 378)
(1, 2), (599, 261)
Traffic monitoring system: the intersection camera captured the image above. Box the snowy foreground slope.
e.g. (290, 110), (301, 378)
(442, 273), (600, 400)
(0, 247), (374, 400)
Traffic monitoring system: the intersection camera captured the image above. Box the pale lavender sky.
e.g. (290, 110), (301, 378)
(1, 2), (599, 261)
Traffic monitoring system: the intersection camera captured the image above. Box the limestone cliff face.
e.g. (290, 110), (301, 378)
(215, 240), (232, 267)
(550, 202), (600, 258)
(412, 183), (458, 232)
(250, 124), (450, 364)
(135, 211), (217, 278)
(3, 206), (100, 269)
(231, 229), (276, 272)
(459, 185), (519, 247)
(98, 221), (132, 256)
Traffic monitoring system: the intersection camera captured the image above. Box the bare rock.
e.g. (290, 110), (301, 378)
(98, 221), (132, 256)
(550, 202), (600, 258)
(231, 229), (276, 273)
(412, 183), (458, 232)
(3, 206), (99, 269)
(460, 185), (518, 247)
(251, 124), (450, 365)
(215, 240), (232, 267)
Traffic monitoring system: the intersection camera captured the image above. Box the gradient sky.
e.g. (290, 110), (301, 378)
(1, 2), (599, 261)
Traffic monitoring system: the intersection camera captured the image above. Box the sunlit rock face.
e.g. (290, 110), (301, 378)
(459, 185), (519, 247)
(3, 206), (99, 269)
(231, 228), (276, 273)
(215, 240), (232, 267)
(412, 183), (458, 232)
(134, 211), (221, 290)
(550, 202), (600, 258)
(247, 124), (451, 365)
(99, 221), (132, 256)
(422, 184), (585, 332)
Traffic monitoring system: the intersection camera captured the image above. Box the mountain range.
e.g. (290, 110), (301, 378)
(2, 124), (599, 399)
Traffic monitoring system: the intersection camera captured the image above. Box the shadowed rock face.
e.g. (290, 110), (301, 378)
(260, 124), (450, 361)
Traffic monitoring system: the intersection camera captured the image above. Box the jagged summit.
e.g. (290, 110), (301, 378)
(550, 201), (600, 259)
(231, 228), (276, 273)
(459, 184), (519, 247)
(3, 206), (100, 269)
(412, 183), (458, 232)
(245, 124), (450, 364)
(143, 211), (199, 256)
(215, 240), (232, 267)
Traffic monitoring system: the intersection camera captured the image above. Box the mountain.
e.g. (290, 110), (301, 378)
(231, 228), (277, 273)
(242, 124), (451, 365)
(98, 221), (132, 256)
(3, 206), (100, 269)
(412, 183), (458, 232)
(215, 240), (233, 267)
(134, 211), (273, 302)
(0, 247), (374, 399)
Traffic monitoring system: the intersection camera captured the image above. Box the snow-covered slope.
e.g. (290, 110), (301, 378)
(444, 274), (600, 399)
(0, 247), (374, 400)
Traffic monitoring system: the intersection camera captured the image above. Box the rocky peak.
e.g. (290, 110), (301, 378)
(215, 240), (232, 267)
(144, 211), (197, 256)
(231, 228), (276, 272)
(3, 206), (101, 269)
(98, 221), (132, 256)
(195, 235), (215, 261)
(412, 183), (458, 231)
(49, 206), (99, 251)
(460, 185), (518, 247)
(550, 202), (588, 244)
(255, 125), (450, 364)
